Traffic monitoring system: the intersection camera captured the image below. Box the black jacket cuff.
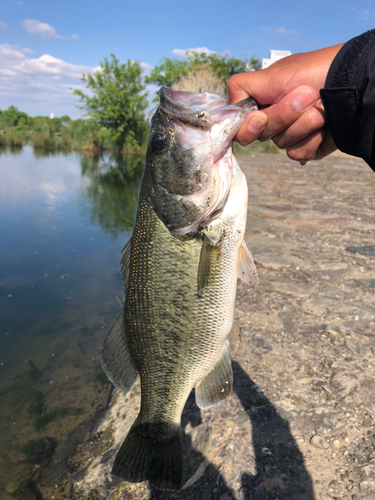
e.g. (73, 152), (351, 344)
(320, 30), (375, 170)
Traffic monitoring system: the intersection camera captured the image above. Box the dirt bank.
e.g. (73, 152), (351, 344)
(35, 152), (375, 500)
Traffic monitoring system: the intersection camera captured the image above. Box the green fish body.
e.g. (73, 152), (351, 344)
(101, 88), (258, 490)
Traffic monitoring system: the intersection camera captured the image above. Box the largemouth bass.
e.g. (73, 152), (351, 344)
(101, 87), (258, 491)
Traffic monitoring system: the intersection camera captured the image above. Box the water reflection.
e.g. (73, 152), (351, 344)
(79, 152), (144, 239)
(0, 145), (23, 157)
(0, 146), (142, 498)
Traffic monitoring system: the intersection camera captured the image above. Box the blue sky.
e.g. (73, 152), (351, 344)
(0, 0), (374, 118)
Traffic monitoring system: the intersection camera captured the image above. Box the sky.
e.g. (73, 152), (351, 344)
(0, 0), (374, 119)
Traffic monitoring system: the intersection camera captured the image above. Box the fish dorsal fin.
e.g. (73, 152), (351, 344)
(101, 311), (138, 394)
(238, 240), (259, 288)
(120, 238), (132, 297)
(195, 342), (233, 409)
(197, 233), (222, 298)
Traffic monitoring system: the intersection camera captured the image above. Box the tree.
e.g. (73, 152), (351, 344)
(0, 105), (29, 128)
(72, 54), (148, 151)
(145, 52), (261, 92)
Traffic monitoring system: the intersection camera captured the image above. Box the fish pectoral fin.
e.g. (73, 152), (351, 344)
(195, 342), (233, 409)
(120, 238), (132, 296)
(100, 311), (138, 394)
(113, 418), (183, 491)
(237, 239), (259, 288)
(197, 233), (222, 298)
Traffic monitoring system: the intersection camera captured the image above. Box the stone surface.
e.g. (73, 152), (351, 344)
(346, 246), (375, 256)
(310, 435), (330, 450)
(66, 152), (375, 499)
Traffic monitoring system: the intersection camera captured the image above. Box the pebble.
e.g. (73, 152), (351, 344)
(219, 493), (232, 500)
(265, 465), (279, 478)
(261, 447), (273, 456)
(310, 435), (330, 450)
(332, 439), (341, 449)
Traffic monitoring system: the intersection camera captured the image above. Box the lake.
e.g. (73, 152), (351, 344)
(0, 146), (143, 497)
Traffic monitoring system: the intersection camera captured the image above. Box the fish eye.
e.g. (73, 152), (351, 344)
(151, 132), (167, 153)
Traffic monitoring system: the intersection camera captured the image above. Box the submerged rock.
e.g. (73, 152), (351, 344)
(19, 437), (55, 463)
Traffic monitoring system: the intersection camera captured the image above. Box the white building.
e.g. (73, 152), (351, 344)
(261, 50), (292, 69)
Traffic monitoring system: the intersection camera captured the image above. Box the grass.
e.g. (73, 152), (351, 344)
(233, 139), (280, 155)
(0, 129), (25, 148)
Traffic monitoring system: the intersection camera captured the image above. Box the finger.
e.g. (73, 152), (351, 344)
(286, 129), (327, 162)
(228, 73), (262, 104)
(297, 132), (338, 165)
(234, 110), (267, 146)
(312, 132), (338, 160)
(272, 101), (325, 149)
(259, 86), (319, 141)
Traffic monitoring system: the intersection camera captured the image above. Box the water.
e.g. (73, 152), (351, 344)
(0, 146), (143, 497)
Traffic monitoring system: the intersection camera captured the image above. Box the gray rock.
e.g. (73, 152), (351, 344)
(310, 435), (330, 450)
(346, 246), (375, 256)
(265, 465), (279, 478)
(355, 279), (375, 291)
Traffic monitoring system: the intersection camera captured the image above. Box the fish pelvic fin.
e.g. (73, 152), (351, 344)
(197, 233), (222, 298)
(238, 239), (259, 288)
(100, 311), (138, 394)
(195, 341), (233, 409)
(112, 419), (183, 491)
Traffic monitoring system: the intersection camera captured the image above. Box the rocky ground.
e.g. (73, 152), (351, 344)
(11, 151), (375, 500)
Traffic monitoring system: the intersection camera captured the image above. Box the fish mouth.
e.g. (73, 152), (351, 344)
(159, 87), (258, 142)
(158, 88), (257, 235)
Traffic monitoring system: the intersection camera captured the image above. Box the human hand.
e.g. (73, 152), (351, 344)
(228, 44), (344, 163)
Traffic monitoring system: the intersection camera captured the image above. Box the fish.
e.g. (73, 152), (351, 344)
(101, 87), (259, 491)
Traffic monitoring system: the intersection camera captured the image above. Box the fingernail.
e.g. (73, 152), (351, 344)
(293, 91), (315, 111)
(248, 116), (266, 134)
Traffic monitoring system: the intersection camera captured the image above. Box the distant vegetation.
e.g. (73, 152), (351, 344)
(146, 51), (261, 92)
(0, 51), (262, 155)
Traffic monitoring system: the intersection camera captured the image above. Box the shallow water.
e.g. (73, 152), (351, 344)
(0, 147), (143, 497)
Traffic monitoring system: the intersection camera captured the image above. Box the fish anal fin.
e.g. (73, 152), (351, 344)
(101, 311), (138, 394)
(238, 240), (259, 288)
(113, 419), (183, 491)
(195, 342), (233, 410)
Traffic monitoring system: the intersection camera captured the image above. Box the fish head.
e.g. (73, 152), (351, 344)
(144, 87), (257, 235)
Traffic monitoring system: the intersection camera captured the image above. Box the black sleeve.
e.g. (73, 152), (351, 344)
(320, 30), (375, 171)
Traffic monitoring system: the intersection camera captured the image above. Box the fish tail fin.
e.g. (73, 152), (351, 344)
(112, 419), (183, 491)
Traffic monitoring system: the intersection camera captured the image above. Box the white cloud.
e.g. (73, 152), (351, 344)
(0, 43), (95, 116)
(71, 34), (79, 39)
(172, 47), (220, 57)
(140, 61), (153, 75)
(358, 10), (370, 21)
(0, 68), (17, 76)
(22, 19), (63, 39)
(265, 26), (298, 35)
(0, 44), (154, 118)
(0, 44), (25, 59)
(0, 22), (7, 29)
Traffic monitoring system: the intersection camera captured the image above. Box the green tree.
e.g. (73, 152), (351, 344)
(72, 54), (148, 151)
(145, 52), (260, 90)
(0, 105), (29, 128)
